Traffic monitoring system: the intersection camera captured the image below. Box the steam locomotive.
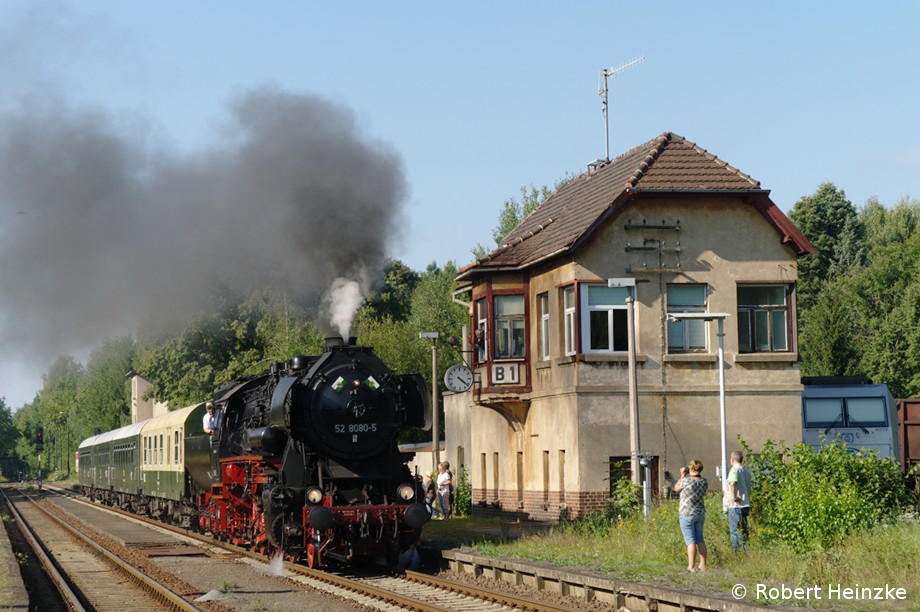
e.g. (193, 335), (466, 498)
(78, 337), (432, 567)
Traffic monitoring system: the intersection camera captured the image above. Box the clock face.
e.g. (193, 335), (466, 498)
(444, 364), (473, 393)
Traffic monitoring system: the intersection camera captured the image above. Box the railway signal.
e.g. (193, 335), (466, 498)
(36, 427), (44, 451)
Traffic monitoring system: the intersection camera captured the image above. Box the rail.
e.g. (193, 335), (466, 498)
(0, 487), (83, 610)
(4, 486), (200, 611)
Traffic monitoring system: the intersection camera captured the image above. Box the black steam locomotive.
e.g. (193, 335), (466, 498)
(78, 337), (431, 567)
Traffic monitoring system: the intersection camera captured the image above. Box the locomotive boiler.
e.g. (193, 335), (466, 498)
(79, 337), (432, 569)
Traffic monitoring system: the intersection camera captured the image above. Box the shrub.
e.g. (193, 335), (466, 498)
(555, 478), (642, 538)
(744, 437), (914, 551)
(607, 477), (642, 521)
(453, 466), (471, 517)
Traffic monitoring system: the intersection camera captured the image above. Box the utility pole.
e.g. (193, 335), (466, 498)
(598, 56), (644, 161)
(420, 332), (440, 469)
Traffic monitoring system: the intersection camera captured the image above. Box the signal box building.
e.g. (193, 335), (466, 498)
(445, 132), (816, 520)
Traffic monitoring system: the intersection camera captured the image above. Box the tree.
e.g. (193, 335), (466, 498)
(0, 398), (19, 459)
(798, 279), (862, 377)
(406, 261), (469, 443)
(788, 183), (861, 311)
(860, 195), (920, 246)
(34, 355), (82, 476)
(135, 287), (324, 406)
(847, 237), (920, 398)
(408, 261), (468, 341)
(76, 336), (136, 439)
(363, 260), (420, 322)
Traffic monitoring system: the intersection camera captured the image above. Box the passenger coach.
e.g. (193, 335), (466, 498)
(78, 402), (209, 526)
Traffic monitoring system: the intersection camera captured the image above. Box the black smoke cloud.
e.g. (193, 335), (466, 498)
(0, 88), (408, 361)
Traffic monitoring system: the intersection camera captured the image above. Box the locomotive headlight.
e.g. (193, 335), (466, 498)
(397, 483), (416, 501)
(306, 486), (325, 505)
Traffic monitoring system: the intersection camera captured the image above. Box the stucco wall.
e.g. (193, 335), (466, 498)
(460, 193), (805, 519)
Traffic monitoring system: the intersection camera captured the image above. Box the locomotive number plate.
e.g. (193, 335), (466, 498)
(335, 423), (378, 434)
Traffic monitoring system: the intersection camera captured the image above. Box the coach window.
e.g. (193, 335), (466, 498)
(160, 433), (164, 464)
(174, 431), (180, 465)
(494, 295), (525, 358)
(667, 284), (707, 352)
(737, 284), (791, 352)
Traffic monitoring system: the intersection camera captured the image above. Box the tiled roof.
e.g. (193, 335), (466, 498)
(459, 132), (814, 277)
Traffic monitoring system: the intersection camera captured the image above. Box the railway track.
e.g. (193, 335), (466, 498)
(0, 486), (199, 611)
(43, 485), (772, 611)
(43, 486), (580, 610)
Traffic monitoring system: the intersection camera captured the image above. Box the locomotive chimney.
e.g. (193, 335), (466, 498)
(325, 336), (358, 351)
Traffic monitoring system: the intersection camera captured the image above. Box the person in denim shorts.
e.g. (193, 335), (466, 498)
(673, 459), (708, 572)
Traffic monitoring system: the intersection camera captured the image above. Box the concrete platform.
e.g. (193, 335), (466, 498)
(50, 496), (183, 548)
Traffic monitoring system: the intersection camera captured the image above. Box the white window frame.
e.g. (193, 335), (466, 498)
(580, 284), (631, 354)
(667, 284), (708, 352)
(493, 295), (526, 359)
(563, 286), (576, 356)
(538, 292), (550, 361)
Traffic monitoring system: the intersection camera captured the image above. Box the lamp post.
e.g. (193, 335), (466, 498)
(420, 332), (440, 469)
(667, 312), (730, 487)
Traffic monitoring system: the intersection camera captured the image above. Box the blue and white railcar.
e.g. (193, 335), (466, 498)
(801, 376), (900, 460)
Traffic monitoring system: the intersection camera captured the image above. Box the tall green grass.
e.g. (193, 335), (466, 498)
(470, 497), (920, 609)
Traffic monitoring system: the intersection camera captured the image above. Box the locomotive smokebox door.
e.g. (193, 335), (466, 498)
(296, 347), (411, 460)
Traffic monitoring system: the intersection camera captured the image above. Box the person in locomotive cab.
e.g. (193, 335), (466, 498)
(203, 401), (220, 437)
(436, 461), (452, 519)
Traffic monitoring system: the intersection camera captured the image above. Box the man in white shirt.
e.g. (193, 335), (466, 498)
(727, 450), (752, 550)
(203, 401), (219, 436)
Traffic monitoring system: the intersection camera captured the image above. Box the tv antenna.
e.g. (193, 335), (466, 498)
(598, 56), (644, 162)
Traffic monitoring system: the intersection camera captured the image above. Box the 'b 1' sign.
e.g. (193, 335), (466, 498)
(492, 363), (520, 384)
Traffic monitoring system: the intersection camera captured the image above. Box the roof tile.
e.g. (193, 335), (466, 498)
(461, 131), (812, 275)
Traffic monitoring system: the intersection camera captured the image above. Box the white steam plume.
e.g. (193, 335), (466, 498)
(322, 277), (367, 342)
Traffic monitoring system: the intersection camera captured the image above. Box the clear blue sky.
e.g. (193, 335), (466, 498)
(1, 1), (918, 408)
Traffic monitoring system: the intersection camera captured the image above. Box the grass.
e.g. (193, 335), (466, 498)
(459, 496), (920, 610)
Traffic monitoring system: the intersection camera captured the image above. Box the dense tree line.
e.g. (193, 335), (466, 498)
(791, 184), (920, 397)
(3, 261), (467, 478)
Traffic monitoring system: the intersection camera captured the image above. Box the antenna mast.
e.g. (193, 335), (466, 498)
(599, 56), (644, 162)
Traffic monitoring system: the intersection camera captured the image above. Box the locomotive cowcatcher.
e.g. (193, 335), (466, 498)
(186, 337), (432, 567)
